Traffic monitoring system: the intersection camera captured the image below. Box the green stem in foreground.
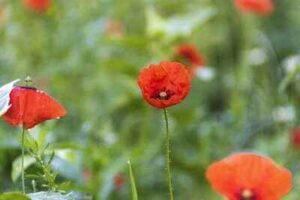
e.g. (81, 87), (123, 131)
(128, 160), (138, 200)
(163, 109), (174, 200)
(21, 128), (26, 194)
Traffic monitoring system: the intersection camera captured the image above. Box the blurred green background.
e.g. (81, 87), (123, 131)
(0, 0), (299, 199)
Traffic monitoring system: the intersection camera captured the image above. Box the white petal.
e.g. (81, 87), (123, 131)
(0, 79), (20, 116)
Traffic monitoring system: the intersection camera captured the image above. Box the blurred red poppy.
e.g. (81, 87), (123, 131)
(175, 44), (205, 66)
(0, 6), (7, 27)
(291, 127), (300, 148)
(82, 169), (92, 183)
(235, 0), (274, 15)
(105, 20), (124, 38)
(138, 61), (191, 108)
(206, 153), (292, 200)
(2, 86), (66, 129)
(113, 174), (125, 190)
(23, 0), (51, 12)
(175, 44), (206, 77)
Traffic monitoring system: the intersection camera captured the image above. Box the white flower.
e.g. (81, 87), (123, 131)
(247, 48), (267, 65)
(272, 105), (296, 123)
(104, 132), (117, 145)
(0, 79), (19, 116)
(282, 55), (300, 80)
(283, 55), (300, 72)
(195, 66), (215, 81)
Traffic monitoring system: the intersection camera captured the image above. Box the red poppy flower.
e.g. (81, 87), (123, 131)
(2, 86), (66, 129)
(291, 127), (300, 148)
(206, 153), (292, 200)
(175, 44), (205, 66)
(113, 174), (125, 190)
(23, 0), (51, 12)
(138, 61), (191, 109)
(235, 0), (274, 15)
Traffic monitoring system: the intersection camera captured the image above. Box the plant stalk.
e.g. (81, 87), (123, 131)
(21, 128), (26, 193)
(128, 160), (138, 200)
(163, 109), (174, 200)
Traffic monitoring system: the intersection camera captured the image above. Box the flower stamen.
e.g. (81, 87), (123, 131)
(241, 189), (254, 200)
(159, 91), (168, 99)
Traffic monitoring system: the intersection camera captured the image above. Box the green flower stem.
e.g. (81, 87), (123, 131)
(21, 128), (26, 194)
(128, 160), (138, 200)
(163, 109), (174, 200)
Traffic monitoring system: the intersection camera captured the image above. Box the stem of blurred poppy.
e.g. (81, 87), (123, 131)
(163, 109), (174, 200)
(21, 128), (25, 194)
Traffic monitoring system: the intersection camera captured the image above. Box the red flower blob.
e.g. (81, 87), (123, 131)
(235, 0), (274, 15)
(291, 127), (300, 148)
(138, 61), (191, 109)
(113, 174), (125, 190)
(175, 44), (205, 66)
(2, 86), (66, 129)
(105, 20), (124, 38)
(206, 153), (292, 200)
(82, 169), (92, 183)
(23, 0), (51, 13)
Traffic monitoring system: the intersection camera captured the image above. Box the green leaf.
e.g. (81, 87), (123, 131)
(37, 129), (49, 151)
(24, 134), (39, 153)
(56, 181), (71, 191)
(0, 192), (30, 200)
(47, 151), (55, 166)
(128, 160), (138, 200)
(11, 155), (36, 182)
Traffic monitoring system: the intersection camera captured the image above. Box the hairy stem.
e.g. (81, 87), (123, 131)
(163, 109), (174, 200)
(21, 128), (26, 193)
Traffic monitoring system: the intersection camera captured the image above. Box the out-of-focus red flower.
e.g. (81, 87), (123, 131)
(175, 44), (206, 77)
(235, 0), (274, 15)
(291, 127), (300, 148)
(2, 86), (66, 129)
(0, 6), (7, 27)
(206, 153), (292, 200)
(113, 174), (125, 190)
(105, 20), (124, 38)
(23, 0), (51, 13)
(175, 44), (205, 66)
(82, 169), (92, 183)
(138, 61), (191, 109)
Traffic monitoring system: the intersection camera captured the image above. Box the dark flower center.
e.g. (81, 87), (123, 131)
(20, 86), (37, 90)
(152, 90), (174, 100)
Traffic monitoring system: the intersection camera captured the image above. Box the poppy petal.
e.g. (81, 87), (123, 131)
(235, 0), (274, 15)
(206, 153), (292, 200)
(2, 87), (66, 129)
(24, 0), (51, 12)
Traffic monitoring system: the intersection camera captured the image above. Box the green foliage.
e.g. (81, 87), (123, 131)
(0, 0), (299, 199)
(0, 192), (30, 200)
(25, 132), (60, 191)
(12, 155), (35, 183)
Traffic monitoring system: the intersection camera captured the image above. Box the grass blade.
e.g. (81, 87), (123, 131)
(128, 160), (138, 200)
